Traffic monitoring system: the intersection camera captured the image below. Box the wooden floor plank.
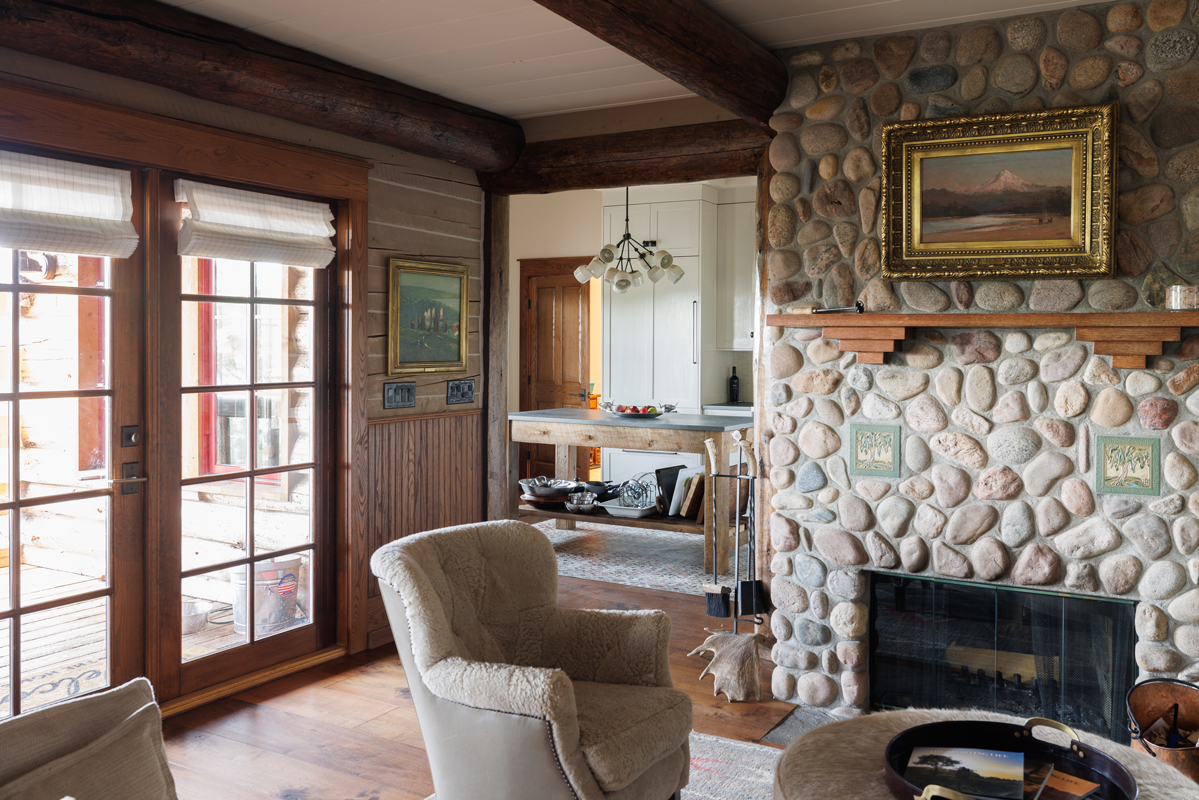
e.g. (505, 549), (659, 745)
(165, 576), (795, 798)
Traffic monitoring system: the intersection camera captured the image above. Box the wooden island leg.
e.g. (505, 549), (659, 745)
(555, 444), (578, 530)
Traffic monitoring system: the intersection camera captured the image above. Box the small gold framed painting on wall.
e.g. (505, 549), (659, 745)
(879, 102), (1117, 281)
(387, 258), (468, 375)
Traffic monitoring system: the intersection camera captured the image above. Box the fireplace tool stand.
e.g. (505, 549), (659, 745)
(687, 434), (769, 702)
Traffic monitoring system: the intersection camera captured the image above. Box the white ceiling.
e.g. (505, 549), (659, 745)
(166, 0), (1087, 120)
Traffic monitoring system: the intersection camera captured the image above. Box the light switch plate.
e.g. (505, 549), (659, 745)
(383, 381), (416, 409)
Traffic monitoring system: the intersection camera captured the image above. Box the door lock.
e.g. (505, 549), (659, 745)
(112, 462), (146, 494)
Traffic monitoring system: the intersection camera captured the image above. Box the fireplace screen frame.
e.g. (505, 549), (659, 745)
(870, 572), (1137, 743)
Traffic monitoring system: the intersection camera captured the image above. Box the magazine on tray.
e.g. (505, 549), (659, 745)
(904, 747), (1025, 800)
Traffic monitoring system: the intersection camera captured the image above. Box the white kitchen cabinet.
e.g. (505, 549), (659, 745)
(652, 256), (699, 411)
(604, 449), (702, 486)
(715, 202), (757, 351)
(604, 266), (654, 403)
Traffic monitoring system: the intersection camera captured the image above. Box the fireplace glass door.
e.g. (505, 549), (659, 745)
(870, 574), (1136, 743)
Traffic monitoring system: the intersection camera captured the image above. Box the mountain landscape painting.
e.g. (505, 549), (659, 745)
(919, 147), (1074, 244)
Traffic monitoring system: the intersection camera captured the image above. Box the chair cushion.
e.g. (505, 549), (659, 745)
(572, 680), (693, 793)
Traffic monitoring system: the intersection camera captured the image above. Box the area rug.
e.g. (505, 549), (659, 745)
(425, 731), (779, 799)
(2, 658), (108, 716)
(534, 519), (751, 597)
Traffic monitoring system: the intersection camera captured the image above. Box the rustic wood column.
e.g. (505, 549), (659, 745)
(755, 148), (776, 592)
(483, 193), (513, 520)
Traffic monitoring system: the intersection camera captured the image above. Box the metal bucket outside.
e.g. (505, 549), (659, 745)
(229, 556), (303, 635)
(1126, 677), (1199, 784)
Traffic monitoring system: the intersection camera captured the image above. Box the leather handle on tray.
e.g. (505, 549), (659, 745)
(916, 785), (975, 800)
(1025, 717), (1080, 742)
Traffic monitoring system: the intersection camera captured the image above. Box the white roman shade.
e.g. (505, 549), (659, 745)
(174, 179), (335, 268)
(0, 150), (139, 259)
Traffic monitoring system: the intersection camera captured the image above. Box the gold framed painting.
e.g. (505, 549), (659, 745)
(879, 102), (1117, 281)
(387, 258), (468, 375)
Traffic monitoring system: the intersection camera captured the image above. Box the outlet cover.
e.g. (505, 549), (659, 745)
(447, 379), (475, 405)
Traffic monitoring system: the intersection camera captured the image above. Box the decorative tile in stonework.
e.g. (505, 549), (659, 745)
(1096, 436), (1161, 497)
(849, 424), (901, 477)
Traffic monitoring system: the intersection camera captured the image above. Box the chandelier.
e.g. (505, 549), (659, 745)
(573, 188), (682, 292)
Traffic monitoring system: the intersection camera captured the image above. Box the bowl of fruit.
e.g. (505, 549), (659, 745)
(598, 401), (675, 419)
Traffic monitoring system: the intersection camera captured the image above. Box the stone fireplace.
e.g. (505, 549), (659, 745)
(761, 2), (1199, 726)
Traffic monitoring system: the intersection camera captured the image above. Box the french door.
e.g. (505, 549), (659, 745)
(147, 173), (335, 697)
(0, 233), (145, 718)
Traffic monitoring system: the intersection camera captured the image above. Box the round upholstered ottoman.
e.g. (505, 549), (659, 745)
(773, 709), (1198, 800)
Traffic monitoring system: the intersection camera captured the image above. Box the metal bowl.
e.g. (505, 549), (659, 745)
(519, 478), (578, 497)
(182, 598), (214, 635)
(566, 490), (597, 514)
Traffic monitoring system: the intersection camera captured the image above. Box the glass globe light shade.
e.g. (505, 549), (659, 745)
(647, 264), (666, 283)
(587, 256), (607, 278)
(655, 250), (673, 270)
(613, 274), (633, 292)
(573, 264), (592, 283)
(630, 269), (644, 288)
(666, 264), (685, 284)
(612, 281), (629, 294)
(604, 266), (619, 284)
(642, 251), (660, 268)
(598, 244), (619, 263)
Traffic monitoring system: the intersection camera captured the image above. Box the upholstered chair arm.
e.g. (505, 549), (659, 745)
(422, 656), (578, 721)
(535, 608), (674, 688)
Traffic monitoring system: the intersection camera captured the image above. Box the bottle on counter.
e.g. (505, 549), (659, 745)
(728, 367), (739, 404)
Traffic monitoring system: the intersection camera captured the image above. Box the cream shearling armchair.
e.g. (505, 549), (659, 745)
(370, 520), (692, 800)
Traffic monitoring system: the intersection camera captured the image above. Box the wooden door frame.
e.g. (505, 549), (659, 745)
(518, 256), (594, 480)
(0, 79), (371, 703)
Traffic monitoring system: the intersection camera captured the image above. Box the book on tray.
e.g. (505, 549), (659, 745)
(904, 747), (1100, 800)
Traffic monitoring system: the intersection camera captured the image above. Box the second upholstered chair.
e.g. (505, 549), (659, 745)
(370, 520), (691, 800)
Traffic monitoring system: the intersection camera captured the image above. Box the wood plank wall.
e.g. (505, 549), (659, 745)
(363, 410), (483, 646)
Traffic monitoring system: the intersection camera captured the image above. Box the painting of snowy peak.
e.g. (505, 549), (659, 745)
(920, 148), (1074, 244)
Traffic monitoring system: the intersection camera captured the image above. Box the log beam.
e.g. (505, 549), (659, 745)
(479, 120), (770, 195)
(0, 0), (525, 172)
(532, 0), (786, 129)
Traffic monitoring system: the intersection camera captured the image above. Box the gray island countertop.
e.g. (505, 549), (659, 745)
(508, 408), (753, 432)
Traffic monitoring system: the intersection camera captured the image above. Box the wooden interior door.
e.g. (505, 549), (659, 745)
(519, 258), (592, 480)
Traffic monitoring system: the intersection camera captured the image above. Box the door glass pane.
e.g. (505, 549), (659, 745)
(20, 596), (109, 712)
(20, 497), (109, 606)
(182, 565), (247, 662)
(182, 257), (250, 298)
(19, 293), (109, 391)
(183, 391), (250, 479)
(0, 402), (10, 503)
(18, 252), (109, 289)
(254, 551), (311, 641)
(255, 469), (312, 556)
(0, 619), (10, 720)
(255, 263), (314, 301)
(255, 305), (313, 384)
(0, 293), (12, 393)
(0, 248), (13, 284)
(182, 301), (248, 387)
(255, 389), (313, 469)
(20, 396), (110, 498)
(0, 512), (9, 612)
(182, 478), (246, 572)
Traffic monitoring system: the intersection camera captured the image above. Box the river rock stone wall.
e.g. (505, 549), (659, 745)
(765, 0), (1199, 715)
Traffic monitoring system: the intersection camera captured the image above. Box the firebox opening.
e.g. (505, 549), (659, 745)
(870, 572), (1137, 743)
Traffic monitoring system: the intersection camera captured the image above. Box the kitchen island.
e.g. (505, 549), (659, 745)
(508, 408), (753, 574)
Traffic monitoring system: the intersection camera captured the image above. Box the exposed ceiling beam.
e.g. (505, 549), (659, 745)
(479, 120), (770, 196)
(531, 0), (786, 130)
(0, 0), (525, 173)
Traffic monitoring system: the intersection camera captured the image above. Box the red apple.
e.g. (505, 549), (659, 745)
(616, 404), (627, 412)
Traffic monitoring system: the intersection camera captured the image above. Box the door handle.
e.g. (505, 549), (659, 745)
(692, 300), (698, 365)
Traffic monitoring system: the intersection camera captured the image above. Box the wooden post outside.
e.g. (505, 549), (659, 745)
(755, 146), (775, 592)
(483, 193), (511, 520)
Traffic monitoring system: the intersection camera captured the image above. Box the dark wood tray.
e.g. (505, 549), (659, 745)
(884, 717), (1138, 800)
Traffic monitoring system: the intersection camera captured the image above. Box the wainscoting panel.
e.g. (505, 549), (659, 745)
(365, 409), (484, 605)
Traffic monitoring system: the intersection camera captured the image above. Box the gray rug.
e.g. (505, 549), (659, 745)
(534, 519), (751, 597)
(426, 731), (779, 799)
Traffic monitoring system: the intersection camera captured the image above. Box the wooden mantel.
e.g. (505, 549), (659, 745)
(765, 311), (1199, 369)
